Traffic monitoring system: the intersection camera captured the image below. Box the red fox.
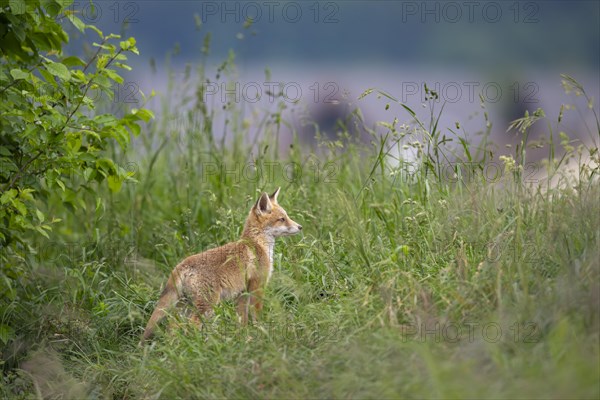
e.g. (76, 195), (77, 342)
(141, 188), (302, 343)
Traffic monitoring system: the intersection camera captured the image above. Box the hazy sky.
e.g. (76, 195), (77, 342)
(68, 1), (599, 72)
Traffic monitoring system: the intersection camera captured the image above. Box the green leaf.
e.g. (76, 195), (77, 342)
(67, 132), (82, 153)
(35, 226), (50, 238)
(114, 62), (132, 71)
(38, 68), (57, 87)
(35, 209), (45, 223)
(11, 198), (27, 215)
(84, 167), (95, 181)
(96, 158), (116, 174)
(55, 178), (66, 191)
(86, 24), (104, 38)
(66, 14), (86, 32)
(82, 130), (101, 141)
(70, 69), (87, 83)
(19, 189), (35, 201)
(94, 114), (118, 126)
(127, 121), (141, 136)
(132, 108), (154, 122)
(92, 74), (112, 90)
(96, 54), (110, 69)
(45, 62), (71, 81)
(9, 0), (26, 15)
(31, 32), (55, 51)
(112, 125), (130, 149)
(107, 175), (122, 192)
(104, 69), (124, 84)
(62, 56), (86, 67)
(400, 104), (417, 119)
(93, 42), (114, 51)
(119, 37), (137, 51)
(0, 324), (15, 345)
(0, 189), (17, 205)
(10, 68), (30, 80)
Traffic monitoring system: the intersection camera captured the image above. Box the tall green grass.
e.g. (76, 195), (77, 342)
(1, 64), (598, 399)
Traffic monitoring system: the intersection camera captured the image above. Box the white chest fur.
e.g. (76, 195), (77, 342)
(267, 241), (275, 282)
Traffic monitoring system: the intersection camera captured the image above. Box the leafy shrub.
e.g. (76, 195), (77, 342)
(0, 0), (152, 344)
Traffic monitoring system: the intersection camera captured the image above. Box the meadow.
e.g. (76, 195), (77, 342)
(1, 52), (599, 399)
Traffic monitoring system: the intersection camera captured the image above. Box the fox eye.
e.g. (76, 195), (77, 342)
(279, 217), (285, 222)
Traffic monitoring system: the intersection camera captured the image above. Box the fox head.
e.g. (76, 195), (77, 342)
(248, 187), (302, 238)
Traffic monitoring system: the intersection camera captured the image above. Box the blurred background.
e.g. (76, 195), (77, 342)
(66, 0), (599, 158)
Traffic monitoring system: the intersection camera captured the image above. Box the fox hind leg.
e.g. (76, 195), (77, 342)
(189, 289), (219, 329)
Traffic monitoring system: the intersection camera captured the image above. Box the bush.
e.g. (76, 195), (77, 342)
(0, 0), (152, 345)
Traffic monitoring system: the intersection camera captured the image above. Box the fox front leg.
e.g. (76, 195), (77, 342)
(236, 292), (251, 325)
(247, 278), (264, 323)
(236, 278), (263, 324)
(249, 289), (263, 322)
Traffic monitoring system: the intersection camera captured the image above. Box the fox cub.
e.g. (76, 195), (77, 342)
(141, 188), (302, 343)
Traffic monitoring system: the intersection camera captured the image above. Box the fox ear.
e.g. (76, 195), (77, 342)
(254, 192), (272, 215)
(269, 187), (280, 203)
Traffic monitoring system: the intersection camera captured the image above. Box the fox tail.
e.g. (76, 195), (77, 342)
(140, 274), (179, 345)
